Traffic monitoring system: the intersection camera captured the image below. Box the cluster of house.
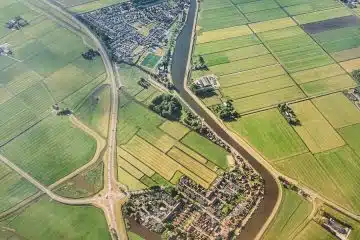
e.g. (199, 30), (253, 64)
(321, 213), (352, 240)
(5, 16), (28, 30)
(344, 89), (360, 110)
(341, 0), (359, 8)
(78, 0), (190, 63)
(124, 164), (264, 239)
(278, 103), (301, 126)
(0, 43), (12, 56)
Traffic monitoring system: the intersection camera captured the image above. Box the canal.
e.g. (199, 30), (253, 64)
(170, 0), (280, 239)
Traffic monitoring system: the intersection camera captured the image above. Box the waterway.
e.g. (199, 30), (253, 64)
(170, 0), (280, 239)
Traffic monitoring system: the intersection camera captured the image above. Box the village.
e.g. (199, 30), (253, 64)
(77, 0), (190, 64)
(123, 154), (264, 239)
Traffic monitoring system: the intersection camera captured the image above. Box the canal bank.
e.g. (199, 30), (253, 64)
(170, 0), (281, 239)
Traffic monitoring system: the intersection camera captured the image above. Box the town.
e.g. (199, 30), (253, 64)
(123, 154), (264, 239)
(77, 0), (190, 65)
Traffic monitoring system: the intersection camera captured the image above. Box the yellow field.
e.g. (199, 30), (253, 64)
(249, 17), (297, 33)
(233, 86), (306, 113)
(159, 121), (190, 140)
(257, 26), (303, 41)
(167, 147), (217, 183)
(290, 64), (345, 84)
(174, 143), (208, 164)
(312, 93), (360, 129)
(340, 58), (360, 72)
(332, 47), (360, 62)
(118, 167), (146, 191)
(196, 25), (252, 44)
(218, 64), (286, 87)
(222, 75), (295, 99)
(117, 157), (144, 179)
(137, 129), (176, 152)
(123, 136), (210, 188)
(117, 147), (155, 177)
(291, 101), (345, 153)
(300, 74), (357, 96)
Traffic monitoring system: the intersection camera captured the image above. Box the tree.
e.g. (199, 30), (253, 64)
(149, 94), (182, 120)
(352, 69), (360, 83)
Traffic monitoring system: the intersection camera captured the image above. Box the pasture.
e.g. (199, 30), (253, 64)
(294, 221), (335, 240)
(159, 120), (189, 140)
(294, 7), (351, 24)
(118, 167), (146, 191)
(2, 196), (110, 240)
(249, 17), (296, 33)
(339, 123), (360, 157)
(284, 0), (341, 16)
(1, 116), (97, 185)
(290, 101), (345, 153)
(263, 186), (312, 240)
(228, 109), (308, 161)
(312, 93), (360, 129)
(290, 64), (345, 84)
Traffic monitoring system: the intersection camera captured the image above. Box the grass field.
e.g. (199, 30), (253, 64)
(340, 58), (360, 73)
(118, 167), (146, 191)
(249, 17), (296, 33)
(159, 120), (189, 140)
(141, 53), (161, 68)
(117, 147), (155, 177)
(284, 0), (341, 16)
(1, 116), (97, 185)
(55, 162), (103, 198)
(196, 25), (252, 44)
(77, 84), (110, 137)
(1, 196), (110, 240)
(294, 7), (351, 24)
(137, 128), (176, 152)
(312, 93), (360, 129)
(294, 221), (336, 240)
(290, 64), (345, 84)
(339, 123), (360, 157)
(69, 0), (127, 13)
(291, 101), (345, 153)
(228, 109), (308, 161)
(263, 186), (312, 240)
(181, 132), (229, 170)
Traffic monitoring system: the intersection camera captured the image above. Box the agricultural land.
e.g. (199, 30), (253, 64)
(192, 0), (360, 239)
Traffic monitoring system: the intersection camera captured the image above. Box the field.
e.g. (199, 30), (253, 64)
(228, 109), (308, 161)
(1, 196), (110, 240)
(294, 7), (351, 24)
(339, 123), (360, 157)
(263, 187), (312, 240)
(68, 0), (127, 13)
(1, 116), (97, 185)
(293, 221), (336, 240)
(77, 84), (111, 137)
(290, 101), (345, 153)
(140, 53), (161, 68)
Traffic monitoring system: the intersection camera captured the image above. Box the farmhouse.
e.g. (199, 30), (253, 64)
(0, 43), (12, 56)
(6, 16), (28, 30)
(193, 75), (220, 92)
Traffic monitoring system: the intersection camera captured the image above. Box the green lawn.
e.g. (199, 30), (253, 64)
(141, 53), (161, 68)
(228, 109), (308, 161)
(181, 132), (229, 169)
(1, 196), (110, 240)
(263, 186), (312, 240)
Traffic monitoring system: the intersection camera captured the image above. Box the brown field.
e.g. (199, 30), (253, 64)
(340, 58), (360, 72)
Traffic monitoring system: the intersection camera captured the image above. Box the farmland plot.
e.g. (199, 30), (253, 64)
(294, 221), (336, 240)
(339, 124), (360, 157)
(196, 25), (252, 44)
(294, 7), (351, 24)
(290, 64), (345, 84)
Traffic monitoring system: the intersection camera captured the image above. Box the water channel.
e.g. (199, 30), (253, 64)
(170, 0), (280, 239)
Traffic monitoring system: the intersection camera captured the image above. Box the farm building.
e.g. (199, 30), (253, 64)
(193, 75), (220, 92)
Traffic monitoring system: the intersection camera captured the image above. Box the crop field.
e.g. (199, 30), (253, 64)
(263, 186), (312, 240)
(137, 128), (177, 153)
(340, 58), (360, 73)
(68, 0), (127, 13)
(245, 8), (288, 23)
(294, 7), (352, 24)
(1, 116), (97, 185)
(0, 166), (38, 213)
(294, 221), (336, 240)
(284, 0), (341, 16)
(249, 17), (296, 33)
(231, 86), (306, 113)
(339, 123), (360, 157)
(196, 25), (252, 44)
(291, 101), (345, 153)
(300, 74), (356, 96)
(228, 109), (308, 161)
(290, 64), (345, 84)
(159, 120), (190, 140)
(118, 167), (146, 191)
(1, 196), (110, 240)
(312, 93), (360, 129)
(331, 47), (360, 62)
(117, 147), (155, 177)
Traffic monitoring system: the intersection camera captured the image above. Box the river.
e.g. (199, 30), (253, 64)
(170, 0), (280, 239)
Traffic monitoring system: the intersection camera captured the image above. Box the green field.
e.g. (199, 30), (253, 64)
(141, 53), (161, 68)
(294, 221), (336, 240)
(1, 196), (110, 240)
(339, 123), (360, 157)
(228, 109), (308, 161)
(263, 186), (312, 240)
(1, 116), (97, 185)
(294, 7), (351, 24)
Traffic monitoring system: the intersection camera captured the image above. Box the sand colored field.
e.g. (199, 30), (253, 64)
(137, 128), (176, 152)
(290, 64), (345, 84)
(340, 58), (360, 72)
(167, 148), (217, 184)
(300, 74), (356, 96)
(249, 17), (296, 33)
(332, 47), (360, 62)
(117, 147), (155, 177)
(117, 157), (144, 179)
(159, 121), (190, 140)
(174, 143), (208, 164)
(196, 25), (252, 44)
(233, 86), (305, 113)
(221, 74), (295, 99)
(291, 101), (345, 153)
(124, 136), (210, 188)
(118, 167), (146, 191)
(218, 64), (286, 87)
(313, 93), (360, 129)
